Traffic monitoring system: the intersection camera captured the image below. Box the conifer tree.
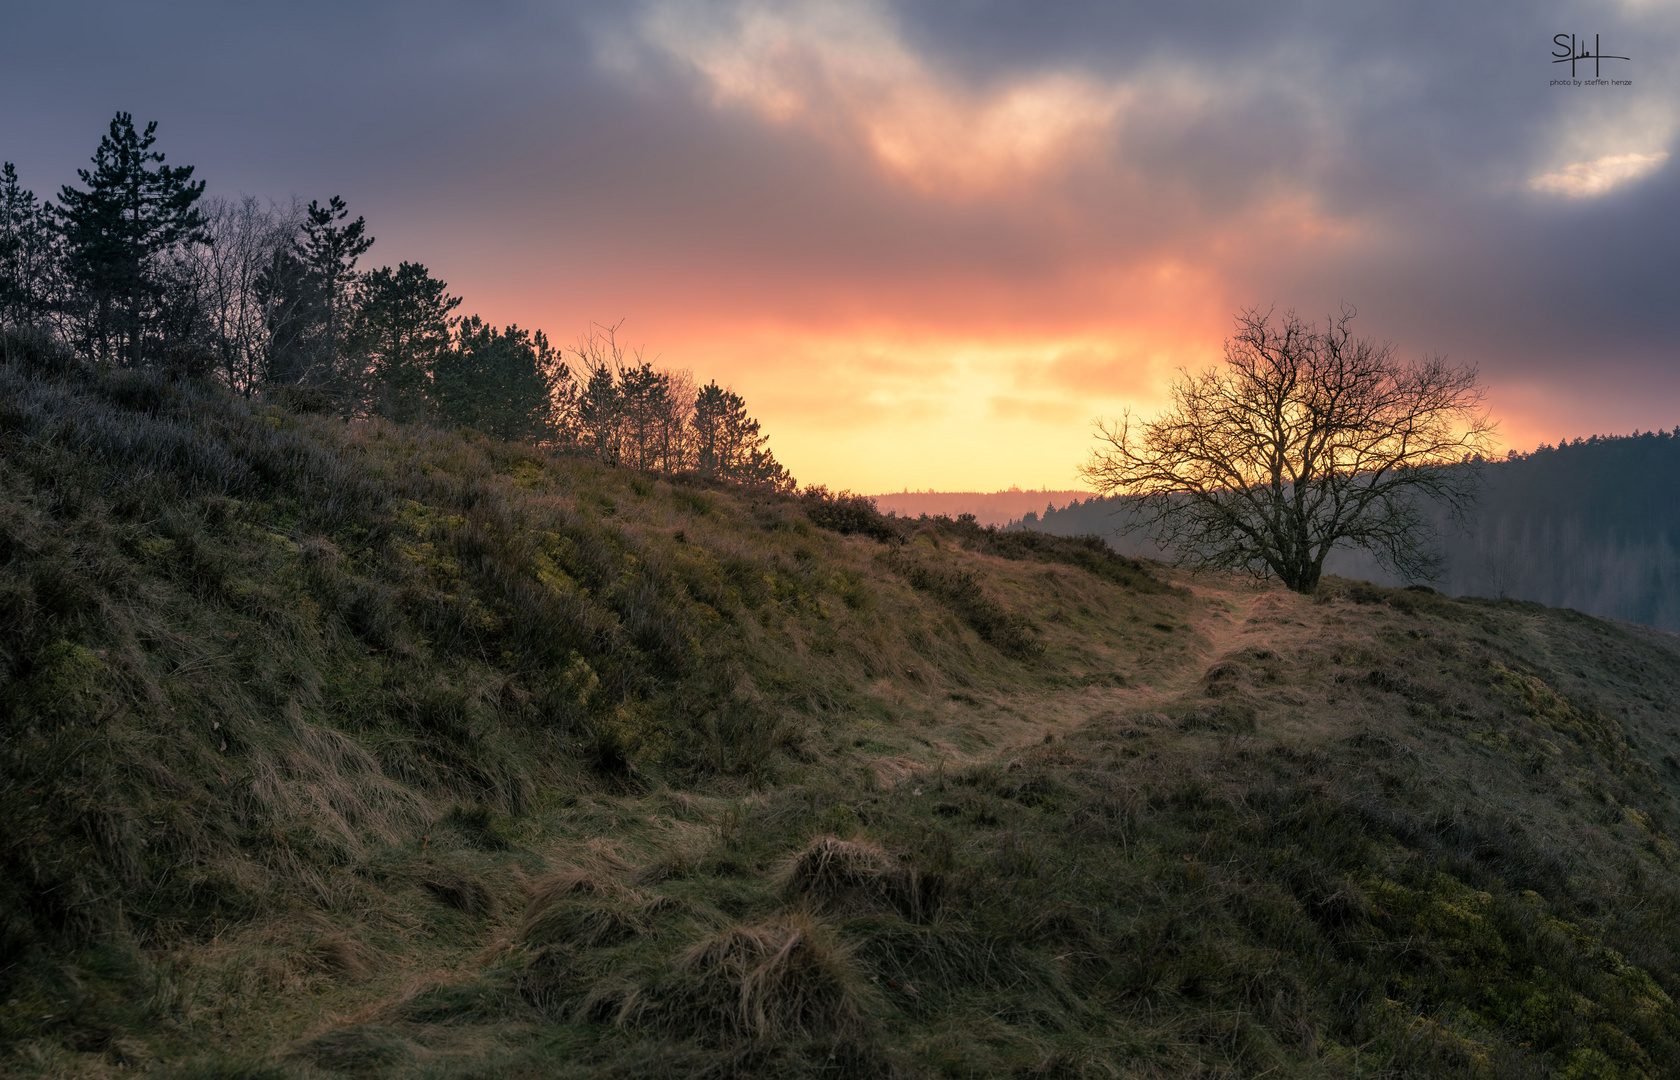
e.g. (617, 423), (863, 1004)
(354, 261), (459, 422)
(432, 317), (566, 442)
(252, 245), (316, 385)
(577, 362), (621, 463)
(56, 113), (207, 365)
(0, 163), (59, 331)
(693, 381), (763, 477)
(298, 195), (372, 389)
(617, 361), (675, 471)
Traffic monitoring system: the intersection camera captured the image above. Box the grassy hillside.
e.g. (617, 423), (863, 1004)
(5, 356), (1680, 1078)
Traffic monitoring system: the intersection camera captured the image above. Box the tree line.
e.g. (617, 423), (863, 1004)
(0, 113), (792, 488)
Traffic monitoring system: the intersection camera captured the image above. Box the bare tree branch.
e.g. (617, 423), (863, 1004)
(1079, 306), (1497, 593)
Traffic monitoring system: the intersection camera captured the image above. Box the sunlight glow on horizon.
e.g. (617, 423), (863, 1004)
(441, 0), (1680, 493)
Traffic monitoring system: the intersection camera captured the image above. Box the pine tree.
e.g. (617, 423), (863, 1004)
(56, 113), (207, 365)
(579, 360), (622, 464)
(0, 163), (59, 331)
(617, 361), (674, 471)
(298, 195), (372, 390)
(692, 381), (772, 480)
(253, 245), (317, 386)
(354, 262), (460, 422)
(691, 380), (735, 477)
(432, 317), (567, 442)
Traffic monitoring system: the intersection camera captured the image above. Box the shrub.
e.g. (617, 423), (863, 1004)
(799, 486), (905, 543)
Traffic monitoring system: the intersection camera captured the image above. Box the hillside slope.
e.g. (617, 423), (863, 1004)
(5, 359), (1680, 1079)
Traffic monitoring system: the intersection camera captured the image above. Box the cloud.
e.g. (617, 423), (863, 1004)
(633, 0), (1133, 195)
(1528, 151), (1670, 197)
(12, 0), (1680, 488)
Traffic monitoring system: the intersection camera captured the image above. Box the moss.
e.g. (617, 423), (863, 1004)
(17, 639), (109, 725)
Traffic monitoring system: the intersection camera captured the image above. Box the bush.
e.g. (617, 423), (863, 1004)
(799, 486), (906, 543)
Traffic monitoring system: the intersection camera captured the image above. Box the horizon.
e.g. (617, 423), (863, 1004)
(4, 3), (1678, 491)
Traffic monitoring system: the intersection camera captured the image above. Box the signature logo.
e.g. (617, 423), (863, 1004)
(1552, 34), (1629, 78)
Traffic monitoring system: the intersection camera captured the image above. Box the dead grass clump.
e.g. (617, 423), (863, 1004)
(419, 867), (497, 916)
(1174, 700), (1259, 734)
(1202, 661), (1254, 696)
(516, 945), (596, 1019)
(305, 931), (376, 982)
(288, 1025), (414, 1072)
(520, 845), (632, 919)
(637, 912), (867, 1042)
(523, 867), (616, 921)
(522, 893), (649, 951)
(777, 836), (937, 922)
(519, 848), (651, 948)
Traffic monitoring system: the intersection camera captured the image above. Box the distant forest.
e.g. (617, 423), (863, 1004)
(0, 113), (793, 488)
(868, 489), (1091, 527)
(1009, 432), (1680, 631)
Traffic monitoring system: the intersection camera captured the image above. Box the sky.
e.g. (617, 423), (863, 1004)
(3, 1), (1677, 492)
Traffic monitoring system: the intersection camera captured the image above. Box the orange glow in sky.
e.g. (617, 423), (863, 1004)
(377, 0), (1680, 493)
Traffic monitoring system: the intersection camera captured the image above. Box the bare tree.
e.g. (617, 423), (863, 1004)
(571, 322), (632, 464)
(659, 366), (697, 470)
(178, 195), (301, 394)
(1080, 306), (1496, 593)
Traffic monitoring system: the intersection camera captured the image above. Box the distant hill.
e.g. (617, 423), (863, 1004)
(1007, 431), (1680, 630)
(867, 488), (1092, 526)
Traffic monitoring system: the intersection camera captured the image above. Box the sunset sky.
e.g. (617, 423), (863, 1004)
(4, 2), (1678, 492)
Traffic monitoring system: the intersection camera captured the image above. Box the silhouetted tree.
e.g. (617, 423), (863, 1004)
(570, 323), (634, 463)
(253, 244), (316, 385)
(741, 443), (795, 491)
(0, 163), (59, 332)
(179, 196), (301, 394)
(578, 359), (620, 462)
(354, 261), (460, 421)
(1080, 306), (1495, 592)
(296, 195), (372, 390)
(617, 361), (678, 471)
(55, 113), (207, 366)
(692, 380), (791, 487)
(433, 316), (566, 442)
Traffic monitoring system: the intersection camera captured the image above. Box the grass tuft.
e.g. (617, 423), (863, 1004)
(777, 836), (938, 922)
(633, 912), (869, 1043)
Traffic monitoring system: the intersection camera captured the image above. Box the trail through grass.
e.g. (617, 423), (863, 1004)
(5, 359), (1680, 1078)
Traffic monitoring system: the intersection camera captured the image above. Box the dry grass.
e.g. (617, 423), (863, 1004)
(14, 359), (1680, 1078)
(632, 912), (868, 1043)
(776, 836), (937, 922)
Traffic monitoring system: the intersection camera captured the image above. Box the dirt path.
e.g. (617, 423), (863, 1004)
(872, 579), (1305, 784)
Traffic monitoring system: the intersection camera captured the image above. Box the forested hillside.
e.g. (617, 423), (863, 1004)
(1013, 432), (1680, 630)
(1, 115), (793, 489)
(867, 490), (1091, 527)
